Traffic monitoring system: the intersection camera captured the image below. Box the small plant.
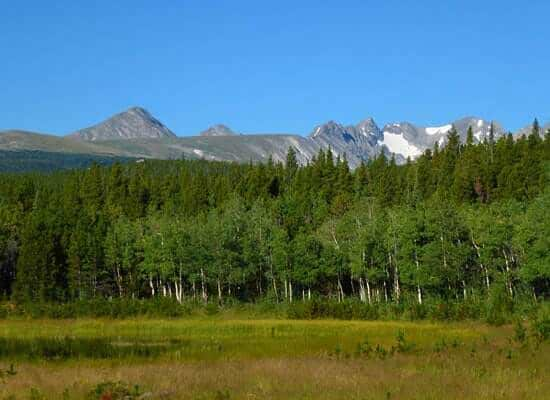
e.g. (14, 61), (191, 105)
(451, 338), (462, 348)
(434, 338), (447, 353)
(213, 390), (231, 400)
(332, 343), (343, 359)
(88, 381), (143, 400)
(530, 307), (550, 343)
(355, 337), (374, 358)
(0, 364), (17, 383)
(29, 388), (45, 400)
(505, 348), (513, 360)
(395, 330), (415, 353)
(375, 344), (388, 359)
(513, 320), (527, 344)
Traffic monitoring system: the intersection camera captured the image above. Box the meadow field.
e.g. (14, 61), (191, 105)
(0, 317), (548, 399)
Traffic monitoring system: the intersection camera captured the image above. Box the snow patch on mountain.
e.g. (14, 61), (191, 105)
(426, 124), (452, 135)
(380, 131), (422, 158)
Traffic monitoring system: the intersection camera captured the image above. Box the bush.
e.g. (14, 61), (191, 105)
(531, 304), (550, 342)
(485, 285), (514, 326)
(286, 298), (381, 320)
(0, 298), (194, 319)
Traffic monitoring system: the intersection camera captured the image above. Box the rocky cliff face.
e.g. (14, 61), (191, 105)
(309, 118), (383, 165)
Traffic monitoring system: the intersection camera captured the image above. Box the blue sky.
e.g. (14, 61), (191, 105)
(1, 0), (549, 136)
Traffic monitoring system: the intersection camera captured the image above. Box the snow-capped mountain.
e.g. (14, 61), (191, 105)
(308, 116), (506, 164)
(378, 117), (505, 160)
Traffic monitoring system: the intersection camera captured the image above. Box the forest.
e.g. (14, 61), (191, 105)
(0, 123), (549, 316)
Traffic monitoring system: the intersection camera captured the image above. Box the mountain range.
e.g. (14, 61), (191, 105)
(0, 107), (548, 171)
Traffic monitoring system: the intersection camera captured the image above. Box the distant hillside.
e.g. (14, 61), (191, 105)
(0, 130), (119, 155)
(0, 150), (133, 173)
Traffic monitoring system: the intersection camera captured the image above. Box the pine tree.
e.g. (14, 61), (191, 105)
(466, 126), (474, 147)
(532, 118), (541, 137)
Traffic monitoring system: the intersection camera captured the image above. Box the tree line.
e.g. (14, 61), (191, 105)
(0, 123), (549, 306)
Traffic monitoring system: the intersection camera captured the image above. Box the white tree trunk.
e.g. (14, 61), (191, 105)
(149, 276), (155, 297)
(503, 249), (513, 296)
(200, 268), (207, 303)
(366, 279), (372, 304)
(289, 280), (293, 303)
(359, 277), (366, 303)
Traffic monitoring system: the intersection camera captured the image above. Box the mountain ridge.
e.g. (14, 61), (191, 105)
(2, 107), (549, 171)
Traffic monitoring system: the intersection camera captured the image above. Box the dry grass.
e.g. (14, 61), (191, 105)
(0, 319), (547, 399)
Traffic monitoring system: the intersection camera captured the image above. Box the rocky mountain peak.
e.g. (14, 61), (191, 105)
(68, 107), (176, 141)
(200, 124), (239, 137)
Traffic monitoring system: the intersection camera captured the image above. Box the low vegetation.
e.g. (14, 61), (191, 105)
(0, 316), (547, 399)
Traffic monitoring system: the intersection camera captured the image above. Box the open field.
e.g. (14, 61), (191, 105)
(0, 318), (548, 399)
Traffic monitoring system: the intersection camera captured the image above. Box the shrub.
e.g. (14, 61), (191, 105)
(513, 320), (527, 344)
(88, 381), (143, 400)
(485, 285), (514, 326)
(531, 304), (550, 342)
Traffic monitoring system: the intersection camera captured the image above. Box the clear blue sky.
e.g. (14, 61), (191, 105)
(1, 0), (549, 136)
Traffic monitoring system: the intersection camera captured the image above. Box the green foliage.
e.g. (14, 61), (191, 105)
(0, 298), (192, 319)
(486, 285), (514, 325)
(0, 136), (548, 312)
(531, 304), (550, 342)
(395, 330), (415, 353)
(513, 320), (527, 344)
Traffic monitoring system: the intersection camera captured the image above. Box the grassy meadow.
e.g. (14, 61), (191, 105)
(0, 317), (548, 399)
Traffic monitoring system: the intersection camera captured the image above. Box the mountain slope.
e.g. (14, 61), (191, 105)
(69, 107), (176, 141)
(0, 130), (121, 155)
(95, 134), (319, 164)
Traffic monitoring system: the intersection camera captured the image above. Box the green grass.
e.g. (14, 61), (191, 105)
(0, 318), (547, 399)
(0, 318), (488, 361)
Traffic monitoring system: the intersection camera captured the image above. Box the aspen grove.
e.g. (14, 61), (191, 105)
(1, 124), (549, 308)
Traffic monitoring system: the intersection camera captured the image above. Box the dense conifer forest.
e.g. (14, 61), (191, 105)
(0, 125), (549, 315)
